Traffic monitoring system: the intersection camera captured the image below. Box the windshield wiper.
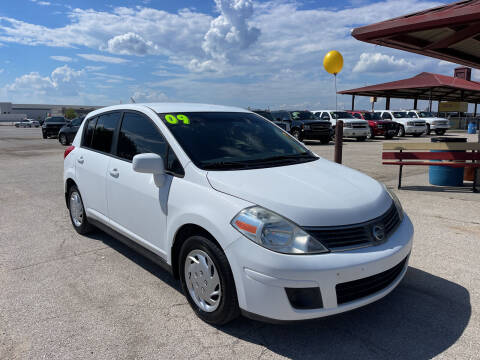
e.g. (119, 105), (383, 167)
(259, 153), (317, 162)
(202, 161), (254, 170)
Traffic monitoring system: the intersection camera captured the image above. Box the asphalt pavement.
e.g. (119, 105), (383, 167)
(0, 126), (478, 359)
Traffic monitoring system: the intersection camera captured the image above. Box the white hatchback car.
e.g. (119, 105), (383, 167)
(64, 103), (413, 324)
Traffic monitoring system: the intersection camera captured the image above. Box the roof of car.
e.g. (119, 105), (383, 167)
(88, 103), (248, 117)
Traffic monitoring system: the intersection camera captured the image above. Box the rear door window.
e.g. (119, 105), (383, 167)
(83, 117), (97, 148)
(90, 112), (121, 153)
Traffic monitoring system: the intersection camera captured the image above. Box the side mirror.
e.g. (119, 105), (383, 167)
(132, 153), (165, 187)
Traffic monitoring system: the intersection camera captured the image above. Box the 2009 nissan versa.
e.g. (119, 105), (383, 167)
(64, 103), (413, 324)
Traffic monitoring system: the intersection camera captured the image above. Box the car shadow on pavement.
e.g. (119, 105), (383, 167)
(220, 267), (471, 360)
(400, 185), (478, 194)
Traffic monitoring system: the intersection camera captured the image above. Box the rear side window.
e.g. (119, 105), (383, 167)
(117, 112), (167, 161)
(83, 117), (97, 148)
(382, 112), (392, 120)
(353, 113), (362, 119)
(91, 112), (121, 153)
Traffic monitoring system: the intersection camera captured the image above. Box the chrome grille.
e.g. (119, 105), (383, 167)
(352, 122), (367, 128)
(304, 203), (400, 251)
(310, 123), (330, 131)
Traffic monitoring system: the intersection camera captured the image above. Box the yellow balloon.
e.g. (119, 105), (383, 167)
(323, 50), (343, 75)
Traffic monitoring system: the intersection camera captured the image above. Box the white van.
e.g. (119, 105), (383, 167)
(312, 110), (369, 141)
(407, 110), (450, 135)
(375, 110), (426, 137)
(64, 103), (413, 324)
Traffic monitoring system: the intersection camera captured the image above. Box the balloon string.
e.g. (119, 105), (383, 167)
(334, 73), (337, 112)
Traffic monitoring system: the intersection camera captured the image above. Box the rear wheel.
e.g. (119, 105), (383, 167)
(357, 136), (367, 142)
(68, 185), (93, 234)
(179, 235), (239, 325)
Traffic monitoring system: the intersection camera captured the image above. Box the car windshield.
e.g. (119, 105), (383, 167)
(330, 112), (354, 119)
(418, 111), (434, 118)
(290, 111), (316, 120)
(158, 112), (317, 170)
(253, 111), (274, 121)
(363, 112), (382, 120)
(392, 112), (409, 118)
(46, 117), (66, 123)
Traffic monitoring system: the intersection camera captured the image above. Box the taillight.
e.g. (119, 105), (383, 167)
(64, 145), (75, 159)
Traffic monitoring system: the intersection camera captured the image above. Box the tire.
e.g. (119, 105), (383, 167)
(356, 136), (367, 142)
(291, 128), (303, 142)
(179, 235), (240, 325)
(398, 126), (405, 137)
(68, 185), (93, 235)
(425, 124), (431, 135)
(367, 127), (374, 140)
(435, 129), (446, 135)
(59, 133), (68, 145)
(42, 133), (47, 139)
(319, 136), (330, 145)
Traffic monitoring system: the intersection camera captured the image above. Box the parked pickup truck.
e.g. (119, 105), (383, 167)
(407, 110), (450, 135)
(374, 111), (426, 137)
(347, 111), (397, 139)
(270, 110), (332, 144)
(313, 110), (369, 141)
(42, 116), (67, 139)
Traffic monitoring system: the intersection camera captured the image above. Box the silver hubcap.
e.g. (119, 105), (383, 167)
(70, 191), (84, 227)
(184, 249), (221, 312)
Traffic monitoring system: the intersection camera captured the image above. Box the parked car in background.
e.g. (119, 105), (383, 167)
(347, 111), (397, 139)
(42, 116), (67, 139)
(58, 117), (84, 145)
(64, 103), (412, 324)
(407, 110), (450, 135)
(252, 110), (274, 121)
(313, 110), (369, 141)
(375, 111), (426, 137)
(14, 119), (39, 128)
(270, 110), (332, 144)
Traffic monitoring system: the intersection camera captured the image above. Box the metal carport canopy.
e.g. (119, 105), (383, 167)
(338, 72), (480, 103)
(351, 0), (480, 69)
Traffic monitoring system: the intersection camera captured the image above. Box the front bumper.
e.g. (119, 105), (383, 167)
(343, 128), (369, 138)
(404, 126), (425, 134)
(302, 129), (331, 139)
(430, 123), (450, 130)
(225, 214), (413, 321)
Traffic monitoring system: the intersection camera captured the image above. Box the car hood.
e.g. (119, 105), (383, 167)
(206, 158), (392, 227)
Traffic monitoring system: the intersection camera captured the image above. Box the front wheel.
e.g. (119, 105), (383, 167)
(397, 126), (405, 137)
(435, 129), (446, 135)
(426, 124), (431, 135)
(367, 127), (374, 139)
(291, 129), (303, 142)
(413, 132), (423, 137)
(319, 136), (330, 145)
(59, 133), (68, 145)
(42, 133), (47, 139)
(179, 235), (239, 325)
(357, 136), (367, 142)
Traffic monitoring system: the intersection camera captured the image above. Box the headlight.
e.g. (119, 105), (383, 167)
(384, 185), (404, 222)
(231, 206), (329, 254)
(407, 121), (414, 126)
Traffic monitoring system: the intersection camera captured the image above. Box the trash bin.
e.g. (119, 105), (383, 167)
(468, 121), (477, 134)
(429, 137), (467, 186)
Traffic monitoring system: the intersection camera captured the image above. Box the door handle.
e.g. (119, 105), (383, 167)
(109, 169), (119, 178)
(77, 156), (84, 164)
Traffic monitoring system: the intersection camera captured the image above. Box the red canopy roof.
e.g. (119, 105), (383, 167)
(352, 0), (480, 69)
(338, 72), (480, 102)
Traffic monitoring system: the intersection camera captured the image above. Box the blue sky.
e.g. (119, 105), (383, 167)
(0, 0), (469, 110)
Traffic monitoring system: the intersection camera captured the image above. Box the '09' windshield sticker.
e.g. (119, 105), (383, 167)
(164, 114), (190, 125)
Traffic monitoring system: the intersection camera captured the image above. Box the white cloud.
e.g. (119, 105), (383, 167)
(50, 55), (73, 62)
(0, 68), (3, 74)
(131, 89), (169, 102)
(77, 53), (129, 64)
(104, 32), (158, 56)
(31, 0), (51, 5)
(353, 53), (414, 73)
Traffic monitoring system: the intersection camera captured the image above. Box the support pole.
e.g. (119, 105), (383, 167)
(474, 103), (477, 117)
(334, 120), (344, 164)
(386, 97), (390, 110)
(351, 95), (355, 111)
(413, 98), (418, 110)
(429, 88), (433, 112)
